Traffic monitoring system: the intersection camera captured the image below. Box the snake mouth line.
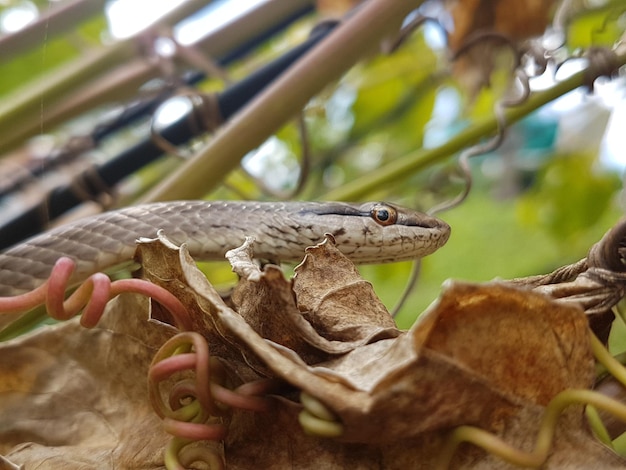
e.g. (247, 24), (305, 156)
(398, 213), (450, 231)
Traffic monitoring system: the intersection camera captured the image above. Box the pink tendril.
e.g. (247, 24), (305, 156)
(0, 257), (282, 469)
(150, 331), (280, 468)
(0, 257), (192, 331)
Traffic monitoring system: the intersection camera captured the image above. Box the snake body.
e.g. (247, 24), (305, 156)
(0, 200), (450, 296)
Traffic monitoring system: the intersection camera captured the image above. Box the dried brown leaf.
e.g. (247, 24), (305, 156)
(3, 233), (622, 469)
(0, 294), (175, 469)
(293, 236), (399, 344)
(445, 0), (558, 93)
(227, 238), (347, 361)
(142, 233), (620, 468)
(447, 0), (557, 51)
(418, 281), (595, 405)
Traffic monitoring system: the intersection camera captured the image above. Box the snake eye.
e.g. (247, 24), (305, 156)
(370, 204), (398, 226)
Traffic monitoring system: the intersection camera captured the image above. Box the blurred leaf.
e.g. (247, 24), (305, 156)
(0, 294), (174, 468)
(0, 15), (107, 97)
(446, 0), (558, 95)
(517, 153), (621, 242)
(568, 7), (625, 50)
(447, 0), (558, 50)
(349, 34), (437, 141)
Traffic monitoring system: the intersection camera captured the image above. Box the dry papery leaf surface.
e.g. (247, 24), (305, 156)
(0, 233), (624, 469)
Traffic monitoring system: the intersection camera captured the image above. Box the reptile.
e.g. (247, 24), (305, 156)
(0, 200), (450, 296)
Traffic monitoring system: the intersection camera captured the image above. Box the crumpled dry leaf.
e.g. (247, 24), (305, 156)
(137, 234), (622, 468)
(0, 293), (176, 469)
(228, 236), (399, 358)
(447, 0), (557, 51)
(293, 236), (399, 343)
(2, 232), (623, 469)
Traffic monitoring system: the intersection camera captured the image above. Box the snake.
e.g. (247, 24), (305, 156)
(0, 200), (450, 296)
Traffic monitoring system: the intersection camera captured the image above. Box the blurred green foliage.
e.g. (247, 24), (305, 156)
(0, 14), (106, 96)
(517, 153), (621, 245)
(208, 11), (626, 329)
(568, 4), (626, 49)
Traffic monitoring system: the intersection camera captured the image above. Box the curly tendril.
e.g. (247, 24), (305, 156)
(0, 257), (284, 469)
(298, 392), (343, 438)
(437, 388), (626, 469)
(148, 331), (279, 470)
(437, 331), (626, 469)
(0, 256), (192, 330)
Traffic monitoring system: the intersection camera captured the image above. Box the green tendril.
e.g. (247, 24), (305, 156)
(585, 405), (614, 447)
(298, 392), (344, 438)
(591, 332), (626, 387)
(437, 389), (626, 469)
